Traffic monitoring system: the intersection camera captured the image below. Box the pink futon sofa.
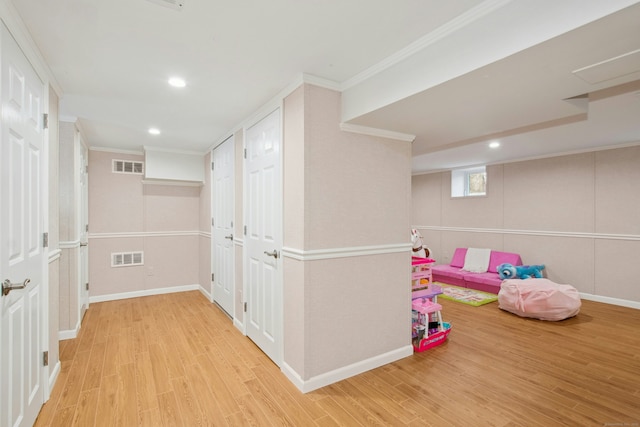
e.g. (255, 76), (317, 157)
(431, 247), (523, 294)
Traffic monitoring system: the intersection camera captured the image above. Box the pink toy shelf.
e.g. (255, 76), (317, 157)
(411, 258), (451, 352)
(411, 257), (435, 290)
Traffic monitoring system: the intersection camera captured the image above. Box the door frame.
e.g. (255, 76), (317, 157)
(241, 104), (284, 365)
(77, 132), (89, 320)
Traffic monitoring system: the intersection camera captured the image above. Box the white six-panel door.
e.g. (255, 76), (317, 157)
(213, 136), (235, 316)
(0, 23), (45, 427)
(244, 108), (282, 365)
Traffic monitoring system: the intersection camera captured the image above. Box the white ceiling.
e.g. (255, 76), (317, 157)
(10, 0), (640, 173)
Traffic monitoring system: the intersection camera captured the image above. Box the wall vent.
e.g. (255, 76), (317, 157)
(113, 159), (144, 174)
(112, 251), (144, 267)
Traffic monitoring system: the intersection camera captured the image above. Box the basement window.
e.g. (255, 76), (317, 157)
(452, 166), (487, 198)
(112, 159), (144, 174)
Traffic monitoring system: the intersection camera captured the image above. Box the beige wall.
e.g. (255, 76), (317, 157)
(88, 150), (201, 297)
(412, 145), (640, 303)
(283, 84), (412, 381)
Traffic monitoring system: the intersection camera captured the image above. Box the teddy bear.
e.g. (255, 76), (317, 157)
(497, 263), (545, 280)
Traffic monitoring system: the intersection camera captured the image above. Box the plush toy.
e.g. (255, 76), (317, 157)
(498, 263), (545, 280)
(410, 229), (431, 258)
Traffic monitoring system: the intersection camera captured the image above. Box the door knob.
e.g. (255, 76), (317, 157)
(2, 278), (30, 296)
(225, 234), (233, 241)
(264, 250), (279, 259)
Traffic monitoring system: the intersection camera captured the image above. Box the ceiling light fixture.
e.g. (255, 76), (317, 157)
(489, 141), (500, 149)
(168, 77), (186, 88)
(148, 128), (161, 135)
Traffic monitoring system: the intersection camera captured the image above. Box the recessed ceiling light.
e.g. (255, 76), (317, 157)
(148, 128), (161, 135)
(489, 141), (500, 149)
(168, 77), (186, 88)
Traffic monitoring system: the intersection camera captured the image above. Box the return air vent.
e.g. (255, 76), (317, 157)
(144, 0), (184, 11)
(112, 251), (144, 267)
(113, 159), (144, 174)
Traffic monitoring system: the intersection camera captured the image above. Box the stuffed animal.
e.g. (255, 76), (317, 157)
(410, 229), (431, 258)
(497, 263), (545, 280)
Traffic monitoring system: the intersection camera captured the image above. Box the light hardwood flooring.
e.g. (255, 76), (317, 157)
(35, 290), (640, 426)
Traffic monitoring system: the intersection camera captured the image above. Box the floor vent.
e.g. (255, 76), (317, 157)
(112, 251), (144, 267)
(113, 159), (144, 174)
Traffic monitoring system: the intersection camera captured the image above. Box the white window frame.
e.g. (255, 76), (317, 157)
(451, 166), (487, 198)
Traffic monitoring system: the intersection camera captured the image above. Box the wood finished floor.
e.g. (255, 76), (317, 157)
(35, 290), (640, 426)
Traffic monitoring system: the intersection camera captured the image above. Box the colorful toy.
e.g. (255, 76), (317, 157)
(497, 263), (545, 280)
(411, 228), (431, 258)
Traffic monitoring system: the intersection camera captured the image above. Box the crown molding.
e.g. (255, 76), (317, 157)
(89, 146), (144, 155)
(339, 123), (416, 142)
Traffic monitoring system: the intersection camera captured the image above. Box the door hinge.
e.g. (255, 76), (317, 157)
(43, 351), (49, 367)
(243, 148), (247, 159)
(85, 282), (89, 291)
(211, 161), (214, 171)
(212, 217), (214, 227)
(86, 224), (89, 232)
(211, 273), (214, 282)
(43, 232), (49, 248)
(43, 113), (49, 130)
(230, 221), (233, 228)
(243, 225), (247, 236)
(244, 302), (247, 312)
(85, 165), (89, 174)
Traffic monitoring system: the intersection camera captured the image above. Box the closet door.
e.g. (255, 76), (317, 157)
(212, 136), (235, 316)
(244, 108), (282, 365)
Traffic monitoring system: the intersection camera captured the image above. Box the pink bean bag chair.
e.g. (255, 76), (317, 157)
(498, 278), (581, 321)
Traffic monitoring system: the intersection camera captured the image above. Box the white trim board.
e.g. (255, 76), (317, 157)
(59, 318), (81, 341)
(89, 231), (202, 239)
(580, 293), (640, 311)
(412, 225), (640, 241)
(48, 361), (61, 396)
(282, 243), (411, 261)
(282, 345), (413, 393)
(89, 284), (200, 303)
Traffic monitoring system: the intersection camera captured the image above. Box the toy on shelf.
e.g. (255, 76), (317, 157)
(411, 256), (435, 291)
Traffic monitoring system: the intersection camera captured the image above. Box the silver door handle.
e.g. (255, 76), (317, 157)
(225, 234), (233, 241)
(2, 278), (30, 296)
(264, 250), (279, 259)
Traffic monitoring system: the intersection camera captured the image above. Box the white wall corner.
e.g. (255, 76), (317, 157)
(47, 361), (61, 397)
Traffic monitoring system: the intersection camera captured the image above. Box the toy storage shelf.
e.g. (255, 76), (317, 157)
(411, 257), (451, 352)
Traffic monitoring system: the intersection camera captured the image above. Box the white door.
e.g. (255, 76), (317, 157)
(212, 136), (234, 316)
(0, 24), (45, 427)
(79, 141), (89, 318)
(244, 108), (282, 365)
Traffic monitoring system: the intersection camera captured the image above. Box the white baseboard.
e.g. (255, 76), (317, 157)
(580, 292), (640, 310)
(47, 361), (61, 399)
(198, 285), (212, 301)
(233, 318), (245, 334)
(89, 284), (200, 303)
(282, 345), (414, 393)
(59, 319), (81, 340)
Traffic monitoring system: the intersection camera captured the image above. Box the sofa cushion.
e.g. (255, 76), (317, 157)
(431, 264), (466, 280)
(488, 251), (523, 273)
(465, 272), (503, 288)
(450, 247), (468, 268)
